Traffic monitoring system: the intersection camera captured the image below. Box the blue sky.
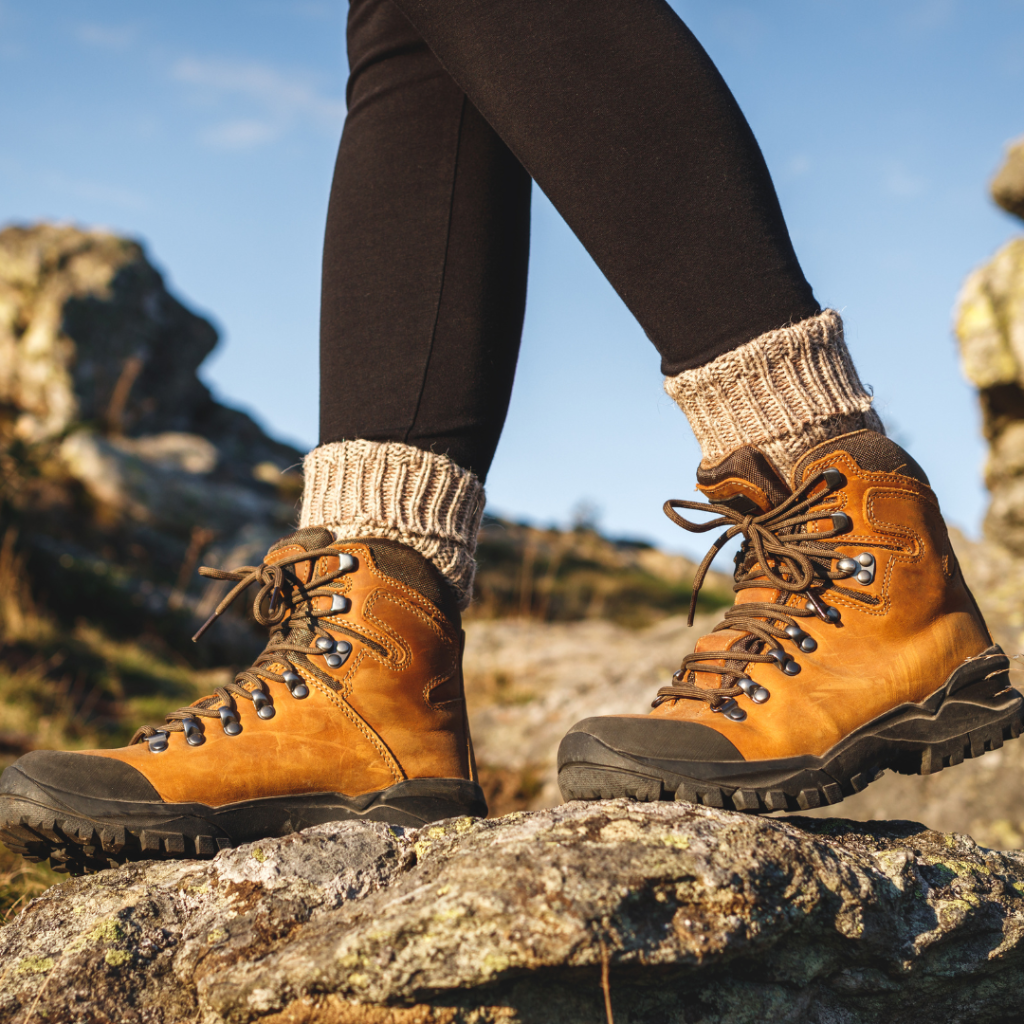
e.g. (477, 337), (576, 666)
(3, 1), (1023, 559)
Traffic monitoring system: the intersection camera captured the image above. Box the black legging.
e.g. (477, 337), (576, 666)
(320, 0), (820, 479)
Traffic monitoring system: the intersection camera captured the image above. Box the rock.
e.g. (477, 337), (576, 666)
(956, 226), (1024, 554)
(993, 137), (1024, 222)
(3, 802), (1024, 1023)
(466, 612), (719, 808)
(0, 223), (304, 668)
(470, 516), (731, 627)
(58, 431), (287, 537)
(0, 223), (299, 475)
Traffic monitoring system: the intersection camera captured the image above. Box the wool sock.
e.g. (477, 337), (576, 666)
(299, 440), (485, 609)
(664, 309), (884, 483)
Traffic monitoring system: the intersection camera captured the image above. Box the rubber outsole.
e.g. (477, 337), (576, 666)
(557, 645), (1024, 815)
(0, 777), (487, 875)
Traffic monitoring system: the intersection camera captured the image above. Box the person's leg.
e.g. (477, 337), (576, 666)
(309, 0), (877, 607)
(305, 0), (531, 609)
(384, 0), (817, 370)
(375, 0), (875, 484)
(320, 0), (530, 481)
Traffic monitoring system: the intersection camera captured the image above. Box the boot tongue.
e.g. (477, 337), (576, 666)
(265, 526), (336, 585)
(269, 526), (335, 554)
(791, 428), (930, 489)
(696, 446), (790, 514)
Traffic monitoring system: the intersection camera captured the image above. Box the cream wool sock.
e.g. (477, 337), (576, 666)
(664, 308), (884, 483)
(299, 440), (485, 609)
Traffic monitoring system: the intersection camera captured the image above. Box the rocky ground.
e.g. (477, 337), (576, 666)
(4, 800), (1024, 1024)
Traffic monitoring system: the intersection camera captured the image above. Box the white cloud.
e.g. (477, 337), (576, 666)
(902, 0), (957, 32)
(77, 23), (137, 50)
(172, 56), (346, 149)
(200, 118), (281, 151)
(786, 155), (811, 177)
(883, 161), (927, 198)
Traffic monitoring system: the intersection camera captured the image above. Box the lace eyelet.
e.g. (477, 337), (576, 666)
(329, 594), (350, 614)
(821, 467), (845, 490)
(324, 641), (352, 670)
(830, 512), (852, 533)
(182, 718), (205, 746)
(855, 552), (875, 584)
(219, 707), (242, 736)
(251, 688), (275, 719)
(806, 595), (840, 623)
(737, 678), (771, 703)
(282, 670), (309, 699)
(713, 697), (747, 721)
(784, 624), (817, 653)
(148, 731), (169, 753)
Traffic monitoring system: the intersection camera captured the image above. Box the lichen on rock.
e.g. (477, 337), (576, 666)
(3, 802), (1024, 1023)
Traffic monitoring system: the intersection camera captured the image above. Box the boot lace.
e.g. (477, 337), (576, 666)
(130, 545), (359, 748)
(653, 467), (879, 716)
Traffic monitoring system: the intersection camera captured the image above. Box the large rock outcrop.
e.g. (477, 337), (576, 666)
(992, 137), (1024, 223)
(956, 140), (1024, 557)
(0, 223), (298, 476)
(3, 801), (1024, 1023)
(0, 224), (304, 666)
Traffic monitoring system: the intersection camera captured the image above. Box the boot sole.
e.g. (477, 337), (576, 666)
(557, 644), (1023, 814)
(0, 778), (487, 875)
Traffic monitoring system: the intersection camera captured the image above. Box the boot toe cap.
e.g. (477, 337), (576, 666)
(558, 715), (744, 769)
(0, 750), (161, 805)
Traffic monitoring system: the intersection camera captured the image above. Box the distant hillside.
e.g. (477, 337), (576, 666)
(470, 515), (731, 627)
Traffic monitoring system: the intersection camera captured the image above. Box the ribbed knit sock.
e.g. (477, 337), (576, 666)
(299, 440), (485, 609)
(664, 309), (884, 484)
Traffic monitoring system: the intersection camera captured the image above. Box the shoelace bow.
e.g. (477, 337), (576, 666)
(653, 468), (876, 711)
(131, 546), (355, 745)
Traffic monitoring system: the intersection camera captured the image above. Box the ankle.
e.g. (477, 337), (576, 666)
(298, 440), (484, 610)
(664, 309), (884, 484)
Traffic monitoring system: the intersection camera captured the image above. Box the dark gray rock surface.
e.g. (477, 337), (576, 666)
(3, 800), (1024, 1023)
(0, 222), (304, 666)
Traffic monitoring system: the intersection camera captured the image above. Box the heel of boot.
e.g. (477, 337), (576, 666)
(877, 645), (1024, 775)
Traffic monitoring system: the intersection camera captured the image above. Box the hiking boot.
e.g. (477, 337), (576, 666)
(0, 527), (485, 873)
(557, 429), (1023, 813)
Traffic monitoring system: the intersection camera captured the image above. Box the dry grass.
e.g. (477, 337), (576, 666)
(469, 518), (732, 628)
(0, 844), (60, 924)
(0, 524), (218, 925)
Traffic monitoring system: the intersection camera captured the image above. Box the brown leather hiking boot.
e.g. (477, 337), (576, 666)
(558, 429), (1024, 813)
(0, 527), (485, 873)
